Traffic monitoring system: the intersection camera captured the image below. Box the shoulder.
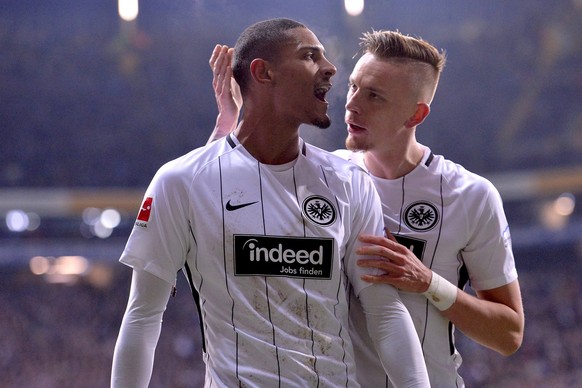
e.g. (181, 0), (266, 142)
(432, 154), (505, 213)
(435, 154), (498, 195)
(304, 144), (380, 213)
(306, 144), (366, 176)
(304, 144), (377, 202)
(331, 149), (366, 170)
(154, 137), (234, 185)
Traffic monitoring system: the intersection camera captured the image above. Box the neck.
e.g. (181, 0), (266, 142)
(235, 118), (301, 165)
(363, 142), (424, 180)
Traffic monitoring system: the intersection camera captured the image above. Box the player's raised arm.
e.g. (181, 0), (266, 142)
(207, 44), (241, 143)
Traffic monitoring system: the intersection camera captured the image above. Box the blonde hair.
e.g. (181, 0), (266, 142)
(359, 30), (446, 74)
(359, 30), (446, 103)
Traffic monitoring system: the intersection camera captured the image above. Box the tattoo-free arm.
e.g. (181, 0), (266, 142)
(442, 280), (524, 355)
(357, 233), (525, 355)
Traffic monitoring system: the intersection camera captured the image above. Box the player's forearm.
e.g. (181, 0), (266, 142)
(360, 286), (430, 387)
(111, 269), (173, 387)
(442, 285), (524, 355)
(111, 318), (161, 387)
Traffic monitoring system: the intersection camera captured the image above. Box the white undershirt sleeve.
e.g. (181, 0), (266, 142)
(111, 269), (173, 388)
(358, 285), (430, 387)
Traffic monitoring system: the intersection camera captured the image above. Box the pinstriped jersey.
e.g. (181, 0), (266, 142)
(334, 146), (517, 388)
(121, 134), (386, 387)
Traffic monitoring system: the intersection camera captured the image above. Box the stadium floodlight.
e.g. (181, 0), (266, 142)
(119, 0), (139, 22)
(344, 0), (364, 16)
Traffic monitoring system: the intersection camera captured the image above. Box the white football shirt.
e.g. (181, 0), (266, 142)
(334, 146), (517, 387)
(121, 134), (387, 387)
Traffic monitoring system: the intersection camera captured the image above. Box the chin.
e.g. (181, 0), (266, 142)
(312, 116), (331, 129)
(345, 136), (367, 152)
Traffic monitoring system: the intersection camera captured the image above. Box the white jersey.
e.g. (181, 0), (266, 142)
(121, 134), (387, 387)
(335, 146), (517, 388)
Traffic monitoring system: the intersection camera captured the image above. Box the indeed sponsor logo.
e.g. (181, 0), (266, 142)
(233, 235), (333, 279)
(246, 240), (324, 265)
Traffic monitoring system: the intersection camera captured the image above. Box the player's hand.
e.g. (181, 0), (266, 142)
(356, 230), (432, 293)
(209, 44), (241, 140)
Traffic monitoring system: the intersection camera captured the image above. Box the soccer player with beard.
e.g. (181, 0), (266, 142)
(209, 29), (524, 387)
(111, 19), (428, 387)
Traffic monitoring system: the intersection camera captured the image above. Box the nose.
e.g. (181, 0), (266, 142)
(345, 90), (359, 114)
(322, 57), (337, 78)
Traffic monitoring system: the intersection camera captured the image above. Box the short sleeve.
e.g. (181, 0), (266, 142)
(462, 179), (517, 291)
(120, 162), (193, 284)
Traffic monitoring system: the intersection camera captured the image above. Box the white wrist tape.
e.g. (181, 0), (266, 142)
(422, 271), (457, 311)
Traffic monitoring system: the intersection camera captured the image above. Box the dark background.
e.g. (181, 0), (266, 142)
(1, 0), (581, 386)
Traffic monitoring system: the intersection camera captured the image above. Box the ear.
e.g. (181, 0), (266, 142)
(405, 102), (430, 128)
(249, 58), (272, 85)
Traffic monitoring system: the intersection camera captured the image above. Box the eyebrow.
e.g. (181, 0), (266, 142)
(348, 76), (386, 95)
(297, 44), (325, 55)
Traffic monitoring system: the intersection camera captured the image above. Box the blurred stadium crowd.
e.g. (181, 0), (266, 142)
(1, 0), (582, 386)
(1, 262), (581, 387)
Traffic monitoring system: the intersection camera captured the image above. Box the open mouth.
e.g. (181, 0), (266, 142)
(347, 122), (366, 133)
(314, 85), (331, 102)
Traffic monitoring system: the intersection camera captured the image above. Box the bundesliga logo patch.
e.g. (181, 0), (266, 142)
(135, 196), (153, 228)
(233, 235), (333, 279)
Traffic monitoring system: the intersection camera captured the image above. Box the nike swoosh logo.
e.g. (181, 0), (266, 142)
(225, 200), (258, 211)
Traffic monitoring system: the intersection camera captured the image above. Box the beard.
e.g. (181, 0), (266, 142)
(311, 115), (331, 129)
(345, 134), (368, 152)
